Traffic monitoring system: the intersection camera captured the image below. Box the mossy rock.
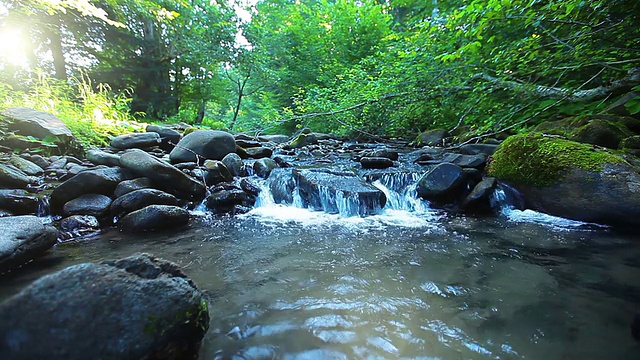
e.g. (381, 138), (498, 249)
(621, 135), (640, 150)
(487, 133), (626, 187)
(569, 119), (631, 149)
(289, 133), (318, 148)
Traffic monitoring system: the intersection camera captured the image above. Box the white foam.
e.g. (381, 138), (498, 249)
(502, 208), (602, 230)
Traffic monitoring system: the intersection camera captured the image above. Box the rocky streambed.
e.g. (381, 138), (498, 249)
(1, 108), (640, 358)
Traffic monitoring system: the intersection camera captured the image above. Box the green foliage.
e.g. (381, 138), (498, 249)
(0, 73), (142, 148)
(625, 87), (640, 115)
(487, 133), (626, 187)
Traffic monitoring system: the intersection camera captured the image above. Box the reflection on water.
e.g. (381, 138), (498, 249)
(1, 208), (639, 360)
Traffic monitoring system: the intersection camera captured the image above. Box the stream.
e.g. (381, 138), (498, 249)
(1, 170), (640, 359)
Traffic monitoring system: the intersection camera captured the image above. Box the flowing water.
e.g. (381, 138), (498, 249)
(1, 176), (640, 359)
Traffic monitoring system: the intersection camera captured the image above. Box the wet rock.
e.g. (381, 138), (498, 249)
(146, 125), (181, 151)
(111, 189), (179, 219)
(0, 164), (39, 189)
(441, 153), (486, 169)
(0, 215), (58, 272)
(222, 153), (246, 177)
(245, 146), (273, 159)
(118, 205), (190, 233)
(50, 167), (127, 211)
(203, 160), (233, 185)
(59, 215), (100, 239)
(258, 134), (289, 144)
(240, 178), (260, 196)
(293, 168), (386, 216)
(62, 194), (112, 218)
(47, 157), (67, 170)
(0, 190), (40, 215)
(289, 133), (318, 148)
(20, 154), (50, 169)
(488, 133), (640, 227)
(459, 143), (499, 156)
(205, 189), (256, 214)
(113, 177), (155, 197)
(416, 162), (466, 202)
(0, 253), (209, 359)
(9, 156), (43, 176)
(570, 119), (630, 149)
(254, 158), (277, 179)
(361, 148), (399, 161)
(461, 177), (497, 213)
(110, 132), (161, 150)
(235, 139), (262, 148)
(86, 149), (121, 167)
(0, 107), (73, 140)
(169, 130), (236, 163)
(119, 149), (205, 201)
(416, 129), (449, 146)
(360, 156), (394, 169)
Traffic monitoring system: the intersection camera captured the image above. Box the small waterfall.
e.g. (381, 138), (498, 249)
(490, 182), (525, 211)
(370, 172), (430, 213)
(253, 169), (433, 217)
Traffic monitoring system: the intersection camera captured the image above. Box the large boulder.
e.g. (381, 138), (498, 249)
(293, 169), (386, 216)
(0, 216), (58, 272)
(119, 149), (205, 200)
(169, 130), (236, 164)
(50, 167), (128, 210)
(0, 253), (209, 359)
(0, 107), (73, 140)
(9, 156), (43, 176)
(146, 125), (181, 151)
(488, 133), (640, 227)
(86, 149), (121, 167)
(118, 205), (190, 233)
(416, 162), (467, 202)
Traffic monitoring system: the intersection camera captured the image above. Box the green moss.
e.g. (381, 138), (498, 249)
(487, 133), (627, 187)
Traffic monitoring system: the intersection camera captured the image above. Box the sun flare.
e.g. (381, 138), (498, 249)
(0, 27), (29, 66)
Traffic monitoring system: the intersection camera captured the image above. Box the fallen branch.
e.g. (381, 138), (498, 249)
(472, 67), (640, 101)
(450, 67), (607, 149)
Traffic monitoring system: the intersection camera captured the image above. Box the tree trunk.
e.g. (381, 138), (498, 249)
(49, 15), (67, 80)
(195, 100), (206, 125)
(229, 76), (249, 131)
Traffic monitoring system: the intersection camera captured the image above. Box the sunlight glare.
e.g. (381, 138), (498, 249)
(0, 28), (29, 66)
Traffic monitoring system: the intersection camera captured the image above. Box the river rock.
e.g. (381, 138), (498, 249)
(9, 156), (43, 176)
(169, 130), (236, 163)
(254, 158), (277, 178)
(146, 125), (181, 151)
(416, 162), (466, 202)
(245, 146), (273, 159)
(360, 156), (394, 169)
(289, 133), (318, 148)
(119, 149), (205, 200)
(114, 177), (155, 197)
(0, 253), (209, 359)
(205, 189), (256, 214)
(416, 129), (449, 146)
(222, 153), (246, 177)
(461, 177), (497, 213)
(459, 143), (499, 156)
(441, 153), (486, 169)
(203, 160), (233, 185)
(59, 215), (100, 239)
(488, 133), (640, 227)
(0, 107), (73, 140)
(86, 149), (121, 167)
(0, 164), (39, 189)
(62, 194), (112, 218)
(0, 215), (58, 272)
(111, 189), (179, 219)
(293, 168), (386, 216)
(236, 139), (262, 148)
(362, 148), (399, 161)
(0, 190), (40, 215)
(50, 167), (128, 210)
(118, 205), (190, 233)
(258, 134), (289, 144)
(110, 132), (161, 150)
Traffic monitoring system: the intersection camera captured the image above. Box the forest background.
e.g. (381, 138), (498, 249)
(1, 0), (639, 148)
